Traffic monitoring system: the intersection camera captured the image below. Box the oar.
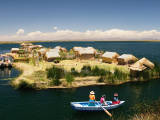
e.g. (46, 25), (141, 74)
(96, 101), (112, 117)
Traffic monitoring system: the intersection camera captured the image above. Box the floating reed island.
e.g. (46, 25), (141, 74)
(5, 43), (160, 90)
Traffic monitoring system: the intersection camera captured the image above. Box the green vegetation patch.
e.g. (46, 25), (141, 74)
(25, 71), (47, 82)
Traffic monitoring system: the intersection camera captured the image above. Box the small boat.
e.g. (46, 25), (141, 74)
(71, 101), (125, 112)
(0, 60), (5, 68)
(5, 60), (12, 67)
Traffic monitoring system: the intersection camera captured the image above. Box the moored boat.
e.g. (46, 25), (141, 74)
(5, 60), (12, 67)
(0, 60), (5, 68)
(71, 101), (125, 112)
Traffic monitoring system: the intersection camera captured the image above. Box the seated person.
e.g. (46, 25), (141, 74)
(100, 95), (108, 106)
(88, 91), (95, 106)
(112, 93), (120, 104)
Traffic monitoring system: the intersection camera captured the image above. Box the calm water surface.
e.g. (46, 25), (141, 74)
(0, 41), (160, 120)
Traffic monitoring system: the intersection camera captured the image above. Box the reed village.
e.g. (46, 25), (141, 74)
(1, 42), (159, 90)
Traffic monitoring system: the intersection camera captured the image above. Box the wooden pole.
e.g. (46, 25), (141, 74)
(37, 56), (39, 67)
(96, 101), (112, 117)
(33, 51), (35, 66)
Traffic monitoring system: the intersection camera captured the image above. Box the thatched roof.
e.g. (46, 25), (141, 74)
(55, 46), (62, 50)
(118, 54), (137, 61)
(74, 48), (84, 52)
(46, 52), (60, 58)
(36, 45), (43, 48)
(20, 43), (26, 46)
(139, 57), (154, 69)
(28, 46), (35, 49)
(11, 48), (19, 51)
(73, 47), (82, 51)
(78, 49), (94, 55)
(38, 49), (48, 55)
(118, 54), (132, 59)
(49, 49), (60, 52)
(102, 52), (119, 59)
(85, 47), (97, 54)
(129, 61), (146, 71)
(61, 47), (68, 52)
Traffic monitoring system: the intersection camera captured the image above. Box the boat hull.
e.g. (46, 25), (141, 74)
(71, 101), (125, 112)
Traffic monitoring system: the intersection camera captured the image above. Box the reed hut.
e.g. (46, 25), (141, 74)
(36, 45), (43, 48)
(49, 49), (60, 52)
(86, 47), (97, 54)
(139, 57), (154, 69)
(117, 54), (138, 65)
(11, 48), (19, 53)
(102, 52), (120, 63)
(129, 61), (146, 75)
(28, 46), (36, 52)
(61, 47), (68, 52)
(73, 47), (82, 51)
(22, 43), (33, 46)
(45, 52), (60, 62)
(74, 48), (84, 57)
(20, 43), (26, 46)
(38, 48), (48, 57)
(55, 46), (62, 50)
(78, 49), (95, 60)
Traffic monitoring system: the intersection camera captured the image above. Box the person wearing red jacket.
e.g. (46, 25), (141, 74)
(112, 93), (121, 104)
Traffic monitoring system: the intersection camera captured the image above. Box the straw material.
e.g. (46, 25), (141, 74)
(129, 61), (146, 71)
(61, 47), (68, 52)
(11, 48), (19, 53)
(28, 46), (35, 49)
(139, 57), (154, 69)
(55, 46), (62, 50)
(73, 47), (82, 51)
(45, 52), (60, 58)
(38, 49), (48, 55)
(36, 45), (43, 48)
(49, 49), (60, 52)
(20, 43), (26, 46)
(102, 52), (119, 59)
(117, 54), (138, 65)
(78, 49), (94, 55)
(102, 51), (119, 63)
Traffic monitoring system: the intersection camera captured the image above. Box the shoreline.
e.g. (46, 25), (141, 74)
(10, 62), (153, 90)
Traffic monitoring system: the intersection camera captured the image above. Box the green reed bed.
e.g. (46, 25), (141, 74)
(47, 66), (65, 86)
(130, 98), (160, 120)
(46, 60), (160, 87)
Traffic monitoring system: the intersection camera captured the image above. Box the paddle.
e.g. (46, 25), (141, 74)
(95, 100), (112, 117)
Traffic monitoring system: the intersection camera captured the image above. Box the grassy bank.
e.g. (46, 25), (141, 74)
(10, 59), (160, 90)
(11, 59), (129, 89)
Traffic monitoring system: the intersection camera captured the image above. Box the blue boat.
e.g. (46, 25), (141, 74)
(71, 101), (125, 112)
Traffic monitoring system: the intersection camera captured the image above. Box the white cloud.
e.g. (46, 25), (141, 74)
(1, 29), (160, 41)
(53, 27), (58, 29)
(16, 29), (24, 34)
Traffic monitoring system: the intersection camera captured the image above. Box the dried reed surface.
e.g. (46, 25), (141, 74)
(59, 60), (129, 73)
(130, 113), (160, 120)
(12, 60), (130, 88)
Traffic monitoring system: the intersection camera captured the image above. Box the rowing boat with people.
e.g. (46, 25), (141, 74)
(71, 101), (125, 112)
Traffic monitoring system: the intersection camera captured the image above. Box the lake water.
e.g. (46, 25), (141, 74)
(0, 41), (160, 120)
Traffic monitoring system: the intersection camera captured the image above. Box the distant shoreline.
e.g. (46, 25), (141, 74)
(0, 40), (160, 44)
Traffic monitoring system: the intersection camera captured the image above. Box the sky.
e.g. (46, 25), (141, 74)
(1, 0), (160, 41)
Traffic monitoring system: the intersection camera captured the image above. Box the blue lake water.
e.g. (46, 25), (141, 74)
(0, 41), (160, 120)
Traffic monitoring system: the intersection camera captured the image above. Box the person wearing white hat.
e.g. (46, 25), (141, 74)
(88, 91), (95, 106)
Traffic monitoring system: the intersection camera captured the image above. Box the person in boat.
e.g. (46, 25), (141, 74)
(88, 91), (95, 106)
(100, 95), (108, 106)
(112, 93), (120, 104)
